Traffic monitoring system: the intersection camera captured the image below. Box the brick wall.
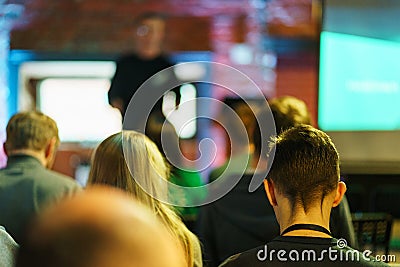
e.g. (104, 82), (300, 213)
(8, 0), (319, 106)
(4, 0), (320, 176)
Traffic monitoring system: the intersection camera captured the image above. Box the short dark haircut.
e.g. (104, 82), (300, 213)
(267, 125), (340, 212)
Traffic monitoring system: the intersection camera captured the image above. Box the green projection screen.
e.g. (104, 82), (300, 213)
(319, 31), (400, 131)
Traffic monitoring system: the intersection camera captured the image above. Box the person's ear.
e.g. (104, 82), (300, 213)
(44, 137), (57, 164)
(263, 179), (277, 207)
(332, 181), (347, 207)
(3, 143), (8, 156)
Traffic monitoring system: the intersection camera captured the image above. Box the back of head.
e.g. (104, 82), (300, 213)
(5, 111), (59, 153)
(221, 99), (256, 150)
(88, 131), (169, 208)
(88, 131), (200, 267)
(253, 96), (311, 157)
(267, 125), (340, 212)
(15, 187), (186, 267)
(269, 96), (311, 135)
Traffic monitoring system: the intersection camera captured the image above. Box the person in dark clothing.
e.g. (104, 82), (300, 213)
(198, 173), (279, 267)
(0, 111), (81, 243)
(108, 12), (180, 119)
(198, 96), (356, 267)
(220, 125), (388, 267)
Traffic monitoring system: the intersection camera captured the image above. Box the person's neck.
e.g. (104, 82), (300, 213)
(277, 202), (332, 238)
(8, 149), (47, 167)
(137, 49), (162, 60)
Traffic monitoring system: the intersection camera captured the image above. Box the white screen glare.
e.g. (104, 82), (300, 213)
(38, 78), (122, 143)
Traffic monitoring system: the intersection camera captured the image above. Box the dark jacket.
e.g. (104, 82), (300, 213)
(197, 174), (357, 267)
(0, 155), (81, 243)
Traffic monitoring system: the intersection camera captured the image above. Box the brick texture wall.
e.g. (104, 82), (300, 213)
(4, 0), (319, 175)
(8, 0), (319, 108)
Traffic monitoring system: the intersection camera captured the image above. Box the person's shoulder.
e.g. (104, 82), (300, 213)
(115, 53), (140, 64)
(37, 168), (81, 191)
(218, 246), (266, 267)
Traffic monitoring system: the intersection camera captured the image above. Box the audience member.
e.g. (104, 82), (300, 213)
(108, 12), (180, 118)
(198, 96), (356, 267)
(0, 226), (18, 267)
(15, 186), (187, 267)
(146, 117), (206, 232)
(220, 125), (388, 266)
(0, 111), (81, 243)
(265, 96), (357, 247)
(208, 99), (257, 182)
(87, 131), (202, 267)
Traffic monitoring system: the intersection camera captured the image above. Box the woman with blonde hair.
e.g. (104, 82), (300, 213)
(88, 131), (202, 267)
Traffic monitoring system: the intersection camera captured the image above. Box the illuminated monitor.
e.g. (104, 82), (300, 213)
(319, 32), (400, 131)
(38, 78), (122, 143)
(319, 0), (400, 131)
(318, 0), (400, 173)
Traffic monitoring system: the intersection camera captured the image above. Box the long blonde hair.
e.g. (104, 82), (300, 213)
(88, 131), (200, 267)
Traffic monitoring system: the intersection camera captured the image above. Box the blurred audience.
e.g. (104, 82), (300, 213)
(220, 125), (388, 267)
(87, 131), (202, 267)
(0, 111), (81, 243)
(209, 99), (257, 183)
(16, 186), (187, 267)
(0, 226), (18, 267)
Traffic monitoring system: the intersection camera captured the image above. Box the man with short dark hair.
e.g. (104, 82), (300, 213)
(220, 125), (388, 266)
(0, 111), (80, 243)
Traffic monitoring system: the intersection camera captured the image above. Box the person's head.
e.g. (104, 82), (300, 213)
(220, 99), (257, 156)
(15, 187), (186, 267)
(253, 96), (311, 158)
(88, 131), (198, 267)
(88, 131), (168, 210)
(264, 125), (346, 223)
(133, 12), (167, 59)
(4, 111), (60, 168)
(269, 96), (311, 135)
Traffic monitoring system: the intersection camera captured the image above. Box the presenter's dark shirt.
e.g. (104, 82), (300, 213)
(220, 236), (389, 267)
(108, 54), (177, 117)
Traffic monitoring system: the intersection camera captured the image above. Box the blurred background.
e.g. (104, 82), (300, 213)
(1, 0), (400, 257)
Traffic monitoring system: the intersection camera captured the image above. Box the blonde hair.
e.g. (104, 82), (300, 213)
(88, 131), (201, 267)
(5, 111), (60, 152)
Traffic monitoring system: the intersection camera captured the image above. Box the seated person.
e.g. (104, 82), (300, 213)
(220, 125), (388, 266)
(87, 131), (202, 267)
(198, 96), (357, 267)
(0, 226), (18, 267)
(267, 96), (356, 247)
(15, 187), (186, 267)
(0, 111), (81, 243)
(208, 99), (257, 183)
